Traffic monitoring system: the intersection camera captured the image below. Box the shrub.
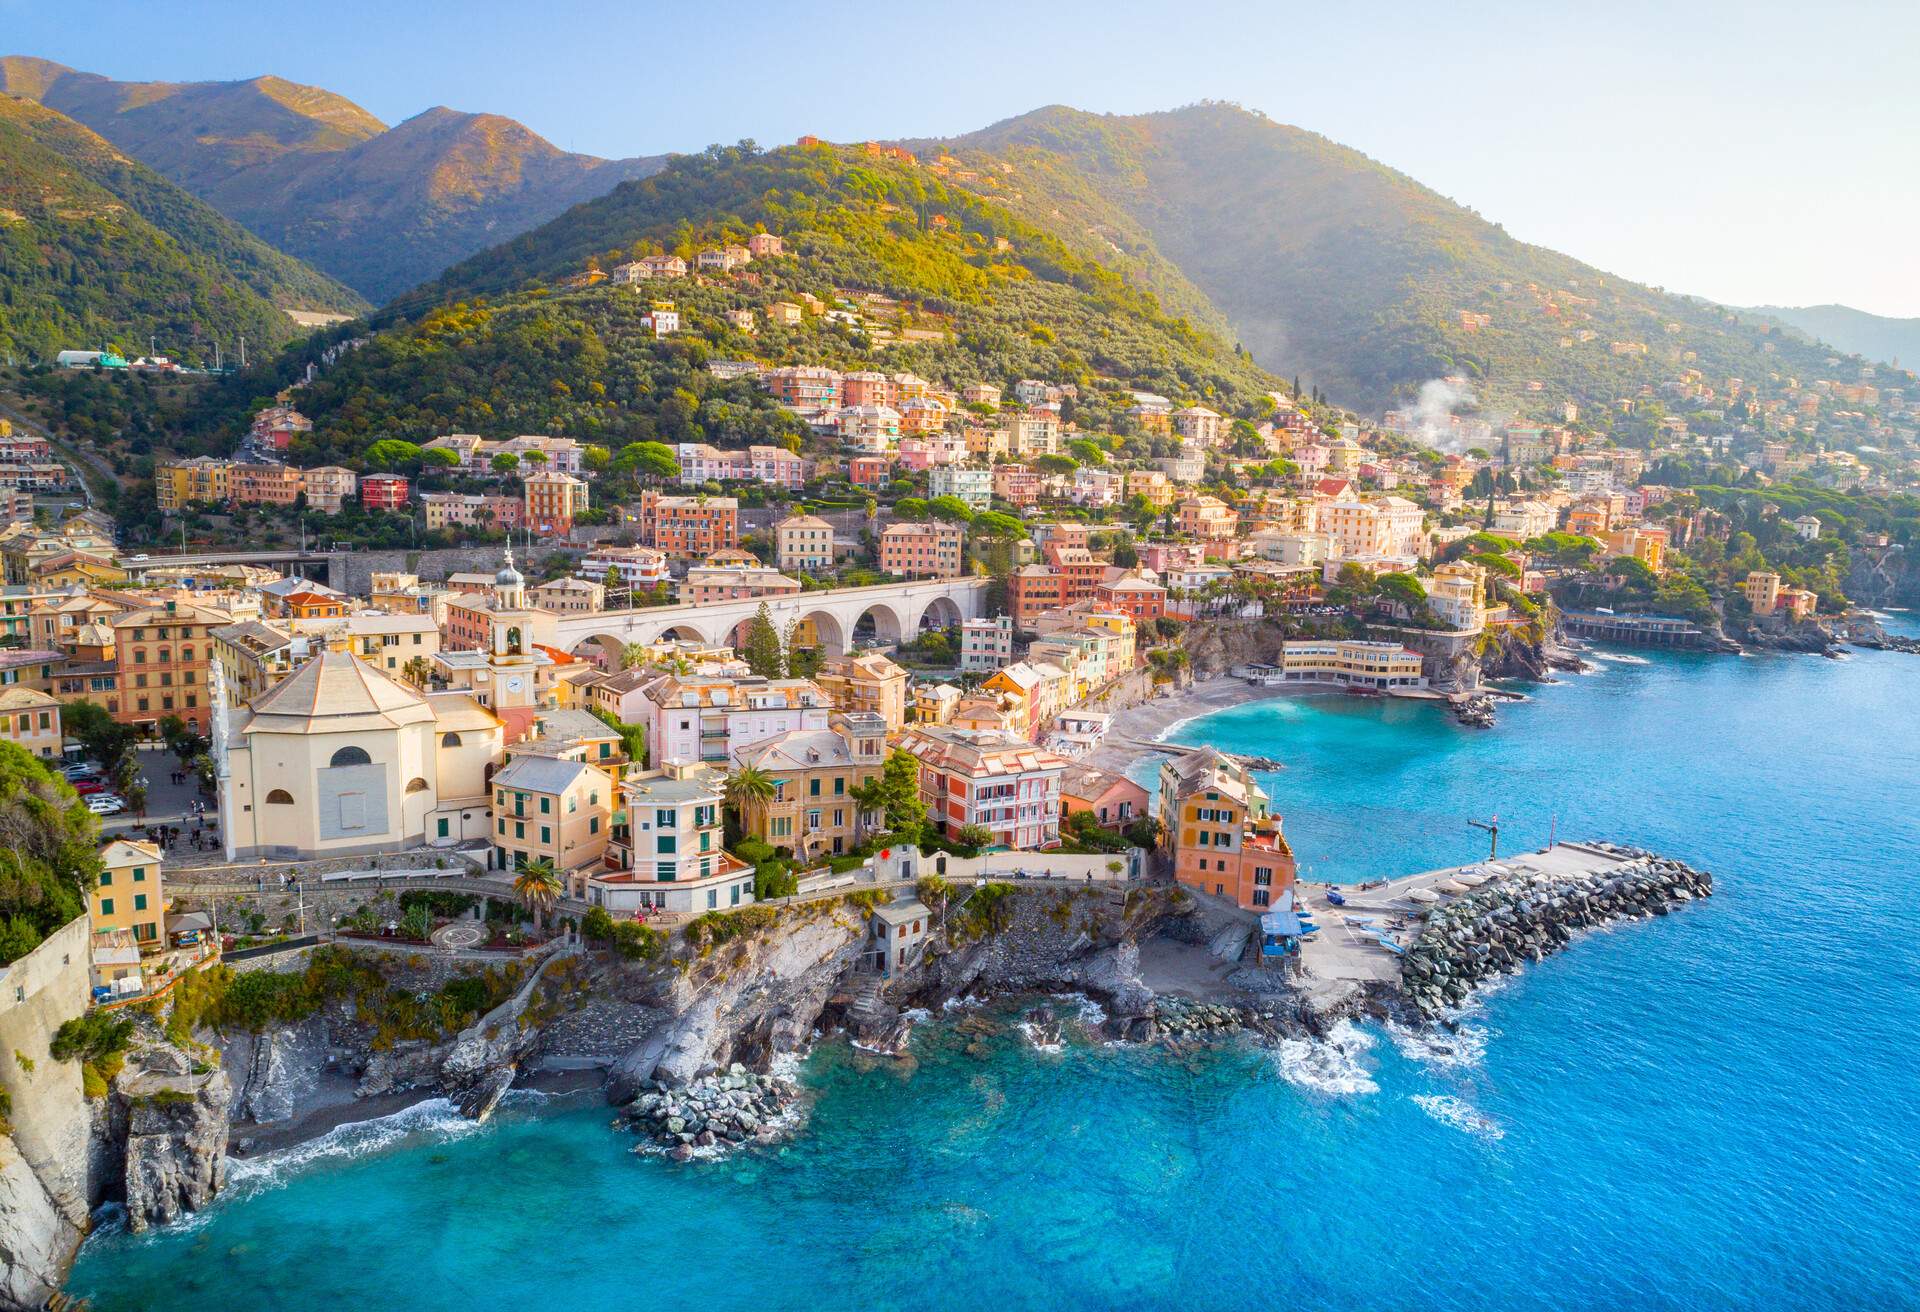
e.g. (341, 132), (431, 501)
(685, 905), (778, 952)
(581, 906), (616, 942)
(609, 921), (665, 961)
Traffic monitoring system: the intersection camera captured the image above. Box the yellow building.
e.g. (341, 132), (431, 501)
(1743, 570), (1816, 621)
(1275, 640), (1426, 689)
(731, 713), (887, 861)
(155, 458), (231, 511)
(814, 650), (909, 732)
(0, 688), (62, 758)
(488, 752), (612, 878)
(92, 838), (166, 968)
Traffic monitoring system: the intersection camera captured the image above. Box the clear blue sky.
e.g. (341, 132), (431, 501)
(8, 0), (1917, 316)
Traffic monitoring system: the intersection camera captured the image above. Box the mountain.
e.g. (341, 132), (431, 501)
(213, 140), (1284, 467)
(0, 55), (384, 191)
(203, 107), (669, 305)
(910, 104), (1851, 421)
(1745, 304), (1920, 370)
(0, 57), (669, 303)
(0, 93), (367, 364)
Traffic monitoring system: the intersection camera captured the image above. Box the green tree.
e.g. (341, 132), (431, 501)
(513, 859), (562, 932)
(724, 765), (777, 818)
(365, 439), (422, 471)
(0, 744), (103, 963)
(619, 641), (649, 670)
(419, 446), (461, 470)
(491, 452), (521, 474)
(927, 495), (975, 524)
(852, 750), (928, 841)
(893, 497), (929, 520)
(741, 603), (785, 678)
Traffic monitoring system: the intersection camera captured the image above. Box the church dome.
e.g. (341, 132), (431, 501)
(495, 546), (524, 588)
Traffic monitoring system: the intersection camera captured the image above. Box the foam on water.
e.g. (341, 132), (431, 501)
(1588, 650), (1650, 665)
(225, 1098), (482, 1200)
(1272, 1019), (1378, 1096)
(1051, 990), (1108, 1027)
(1412, 1093), (1506, 1140)
(1386, 1019), (1491, 1070)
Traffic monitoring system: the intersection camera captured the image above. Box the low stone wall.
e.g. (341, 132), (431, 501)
(1399, 845), (1712, 1018)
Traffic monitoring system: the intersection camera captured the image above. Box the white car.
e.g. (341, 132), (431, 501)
(86, 794), (126, 815)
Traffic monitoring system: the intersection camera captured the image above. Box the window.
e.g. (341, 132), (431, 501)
(657, 860), (676, 882)
(589, 817), (599, 835)
(443, 733), (463, 747)
(540, 826), (551, 844)
(100, 898), (113, 916)
(707, 888), (718, 909)
(498, 819), (506, 835)
(406, 778), (429, 794)
(810, 778), (821, 797)
(438, 818), (450, 838)
(100, 870), (112, 886)
(134, 894), (147, 911)
(540, 797), (551, 814)
(657, 834), (677, 854)
(265, 789), (294, 804)
(132, 868), (145, 882)
(329, 746), (372, 768)
(514, 822), (525, 839)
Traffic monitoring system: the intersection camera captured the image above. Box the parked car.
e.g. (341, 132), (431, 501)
(72, 778), (107, 795)
(86, 794), (126, 815)
(59, 762), (97, 779)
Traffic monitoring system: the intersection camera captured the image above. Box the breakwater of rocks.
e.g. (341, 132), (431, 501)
(1399, 845), (1713, 1018)
(621, 1065), (800, 1160)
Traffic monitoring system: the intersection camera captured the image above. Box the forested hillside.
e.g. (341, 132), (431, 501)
(248, 141), (1285, 461)
(1, 56), (669, 303)
(917, 104), (1856, 421)
(0, 94), (365, 364)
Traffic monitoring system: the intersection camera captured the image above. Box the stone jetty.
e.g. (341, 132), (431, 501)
(1398, 843), (1712, 1018)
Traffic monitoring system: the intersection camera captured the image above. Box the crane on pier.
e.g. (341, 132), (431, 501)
(1468, 814), (1500, 860)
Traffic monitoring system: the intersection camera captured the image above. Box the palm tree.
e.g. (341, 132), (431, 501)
(513, 859), (562, 933)
(724, 765), (776, 818)
(619, 641), (650, 670)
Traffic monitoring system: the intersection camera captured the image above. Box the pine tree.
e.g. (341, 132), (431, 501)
(742, 603), (785, 678)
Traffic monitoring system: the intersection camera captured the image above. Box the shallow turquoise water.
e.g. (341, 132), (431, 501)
(69, 623), (1920, 1311)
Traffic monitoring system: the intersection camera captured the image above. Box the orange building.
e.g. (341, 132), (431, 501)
(525, 471), (590, 537)
(878, 522), (964, 580)
(638, 491), (739, 559)
(1155, 747), (1296, 911)
(109, 604), (223, 736)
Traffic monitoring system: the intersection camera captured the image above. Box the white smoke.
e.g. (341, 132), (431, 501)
(1407, 377), (1479, 454)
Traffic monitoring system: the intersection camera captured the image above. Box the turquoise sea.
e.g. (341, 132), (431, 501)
(69, 616), (1920, 1311)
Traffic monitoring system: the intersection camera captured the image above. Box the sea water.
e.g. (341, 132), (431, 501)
(68, 631), (1920, 1310)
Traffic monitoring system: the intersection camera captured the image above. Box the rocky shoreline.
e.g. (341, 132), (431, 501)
(1397, 845), (1713, 1019)
(621, 1065), (801, 1160)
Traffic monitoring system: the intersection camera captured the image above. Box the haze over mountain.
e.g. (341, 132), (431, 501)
(1745, 305), (1920, 372)
(0, 92), (365, 365)
(909, 103), (1853, 419)
(0, 57), (670, 303)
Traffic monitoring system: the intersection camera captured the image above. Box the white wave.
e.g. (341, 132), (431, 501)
(767, 1050), (807, 1083)
(1051, 990), (1107, 1027)
(1016, 1022), (1064, 1054)
(1413, 1093), (1505, 1140)
(1385, 1020), (1490, 1070)
(902, 1007), (933, 1024)
(1272, 1019), (1377, 1096)
(224, 1097), (482, 1198)
(1588, 651), (1650, 666)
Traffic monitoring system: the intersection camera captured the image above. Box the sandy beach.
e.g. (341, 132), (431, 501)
(1087, 676), (1306, 773)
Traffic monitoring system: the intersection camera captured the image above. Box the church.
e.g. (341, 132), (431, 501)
(216, 648), (503, 861)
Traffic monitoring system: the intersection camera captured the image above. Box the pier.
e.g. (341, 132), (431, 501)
(1562, 611), (1708, 647)
(1290, 843), (1661, 1010)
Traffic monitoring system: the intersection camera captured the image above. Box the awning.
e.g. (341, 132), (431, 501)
(1261, 910), (1303, 937)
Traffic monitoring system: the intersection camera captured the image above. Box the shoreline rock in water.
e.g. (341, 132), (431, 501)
(622, 1064), (799, 1161)
(1398, 845), (1712, 1019)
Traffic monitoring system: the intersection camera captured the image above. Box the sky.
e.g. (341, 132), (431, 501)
(7, 0), (1918, 316)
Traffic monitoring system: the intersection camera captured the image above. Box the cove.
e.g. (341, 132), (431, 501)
(69, 629), (1920, 1311)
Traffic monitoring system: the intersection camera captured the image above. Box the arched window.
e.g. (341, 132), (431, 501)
(265, 789), (294, 805)
(405, 777), (429, 794)
(506, 626), (522, 654)
(328, 746), (372, 768)
(442, 732), (463, 747)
